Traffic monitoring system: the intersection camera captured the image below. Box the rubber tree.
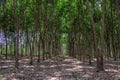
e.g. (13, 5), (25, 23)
(13, 0), (19, 69)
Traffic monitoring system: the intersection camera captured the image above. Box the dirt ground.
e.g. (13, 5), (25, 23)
(0, 56), (120, 80)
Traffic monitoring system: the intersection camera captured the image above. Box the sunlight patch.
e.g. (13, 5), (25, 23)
(54, 72), (62, 76)
(46, 77), (59, 80)
(83, 74), (91, 78)
(106, 69), (119, 73)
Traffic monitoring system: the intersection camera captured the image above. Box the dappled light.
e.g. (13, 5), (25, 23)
(0, 57), (120, 80)
(0, 0), (120, 80)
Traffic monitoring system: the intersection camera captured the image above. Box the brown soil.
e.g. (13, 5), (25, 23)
(0, 56), (120, 80)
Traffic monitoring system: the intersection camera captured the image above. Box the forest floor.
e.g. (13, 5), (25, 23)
(0, 56), (120, 80)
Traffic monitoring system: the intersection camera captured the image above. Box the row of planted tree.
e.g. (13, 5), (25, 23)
(0, 0), (120, 71)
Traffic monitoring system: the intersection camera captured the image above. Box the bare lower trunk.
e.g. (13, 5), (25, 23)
(14, 0), (19, 69)
(5, 35), (8, 60)
(98, 0), (106, 71)
(86, 0), (105, 71)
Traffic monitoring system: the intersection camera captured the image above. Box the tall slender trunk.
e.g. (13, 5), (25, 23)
(110, 0), (116, 61)
(14, 0), (19, 69)
(5, 35), (8, 59)
(86, 0), (104, 71)
(38, 37), (41, 62)
(4, 32), (8, 60)
(99, 0), (106, 71)
(27, 32), (33, 65)
(42, 38), (45, 60)
(35, 0), (41, 62)
(0, 45), (2, 55)
(116, 0), (120, 60)
(29, 44), (33, 65)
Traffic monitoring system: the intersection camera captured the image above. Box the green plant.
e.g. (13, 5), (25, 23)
(0, 74), (3, 78)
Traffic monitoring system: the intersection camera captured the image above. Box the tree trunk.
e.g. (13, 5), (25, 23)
(5, 33), (8, 60)
(38, 36), (41, 62)
(34, 0), (41, 62)
(86, 0), (104, 71)
(14, 0), (19, 69)
(99, 0), (106, 71)
(116, 0), (120, 60)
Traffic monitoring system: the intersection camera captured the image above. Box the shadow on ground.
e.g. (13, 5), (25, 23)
(0, 56), (120, 80)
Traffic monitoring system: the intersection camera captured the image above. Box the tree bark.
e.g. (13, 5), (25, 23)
(14, 0), (19, 69)
(86, 0), (105, 71)
(116, 0), (120, 60)
(99, 0), (106, 71)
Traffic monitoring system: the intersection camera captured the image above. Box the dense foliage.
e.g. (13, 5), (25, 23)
(0, 0), (120, 71)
